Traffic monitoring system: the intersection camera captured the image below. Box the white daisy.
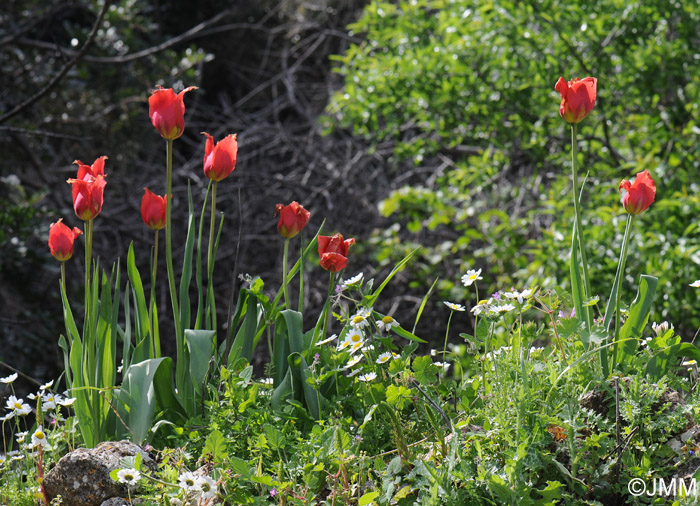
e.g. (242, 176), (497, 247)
(57, 397), (77, 407)
(0, 373), (18, 384)
(117, 468), (141, 486)
(259, 377), (274, 386)
(42, 393), (60, 411)
(682, 360), (697, 367)
(461, 269), (483, 287)
(339, 329), (364, 352)
(39, 380), (54, 391)
(349, 341), (364, 354)
(317, 334), (337, 346)
(342, 272), (364, 287)
(358, 372), (377, 382)
(349, 309), (371, 329)
(376, 352), (393, 364)
(504, 289), (533, 305)
(5, 396), (31, 416)
(496, 303), (516, 313)
(471, 299), (494, 316)
(434, 362), (451, 371)
(196, 475), (217, 498)
(344, 355), (363, 370)
(690, 280), (700, 288)
(31, 426), (49, 448)
(347, 368), (361, 377)
(15, 431), (28, 443)
(178, 471), (200, 492)
(443, 301), (466, 312)
(376, 315), (400, 332)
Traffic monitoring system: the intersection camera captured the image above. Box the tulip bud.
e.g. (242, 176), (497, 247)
(48, 219), (82, 262)
(141, 188), (167, 230)
(619, 170), (656, 215)
(67, 157), (108, 221)
(555, 77), (597, 124)
(202, 132), (238, 182)
(275, 202), (310, 239)
(318, 233), (355, 272)
(148, 85), (197, 140)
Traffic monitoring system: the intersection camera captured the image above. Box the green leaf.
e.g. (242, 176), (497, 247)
(117, 357), (179, 443)
(203, 429), (228, 463)
(359, 491), (380, 505)
(185, 329), (216, 396)
(263, 424), (285, 451)
(617, 275), (658, 367)
(412, 355), (438, 385)
(385, 384), (412, 410)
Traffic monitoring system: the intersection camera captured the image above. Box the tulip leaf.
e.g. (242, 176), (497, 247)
(185, 329), (216, 396)
(616, 274), (658, 368)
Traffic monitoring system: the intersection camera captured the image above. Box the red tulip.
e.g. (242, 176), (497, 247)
(555, 77), (597, 124)
(67, 157), (108, 221)
(148, 85), (197, 140)
(619, 170), (656, 215)
(318, 233), (355, 272)
(202, 132), (238, 182)
(275, 202), (310, 239)
(141, 187), (167, 230)
(48, 219), (82, 262)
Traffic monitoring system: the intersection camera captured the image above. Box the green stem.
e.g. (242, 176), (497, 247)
(207, 181), (218, 330)
(612, 215), (634, 368)
(61, 261), (66, 296)
(442, 311), (454, 380)
(150, 229), (160, 358)
(571, 124), (592, 330)
(298, 234), (305, 313)
(320, 272), (336, 345)
(84, 219), (93, 327)
(165, 139), (179, 323)
(164, 139), (185, 392)
(282, 238), (290, 310)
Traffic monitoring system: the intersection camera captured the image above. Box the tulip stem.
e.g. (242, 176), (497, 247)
(61, 261), (66, 295)
(150, 229), (160, 358)
(207, 181), (218, 330)
(164, 139), (183, 383)
(84, 218), (93, 326)
(320, 272), (336, 346)
(612, 214), (634, 368)
(282, 238), (290, 311)
(298, 234), (305, 313)
(571, 124), (592, 330)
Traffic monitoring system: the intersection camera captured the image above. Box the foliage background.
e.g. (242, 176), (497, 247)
(1, 0), (699, 383)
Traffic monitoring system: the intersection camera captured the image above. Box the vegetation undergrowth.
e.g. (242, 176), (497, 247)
(2, 3), (700, 506)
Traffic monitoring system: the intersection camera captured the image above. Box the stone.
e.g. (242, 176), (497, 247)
(44, 440), (156, 506)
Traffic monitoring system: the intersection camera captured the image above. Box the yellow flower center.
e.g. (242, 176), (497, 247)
(351, 333), (362, 343)
(382, 316), (394, 324)
(352, 315), (365, 325)
(13, 402), (22, 409)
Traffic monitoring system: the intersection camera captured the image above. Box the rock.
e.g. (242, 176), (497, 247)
(100, 498), (144, 506)
(44, 440), (156, 506)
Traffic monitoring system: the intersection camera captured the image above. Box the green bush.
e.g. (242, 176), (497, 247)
(325, 0), (700, 334)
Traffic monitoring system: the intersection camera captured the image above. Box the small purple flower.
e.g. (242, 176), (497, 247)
(491, 292), (501, 300)
(270, 487), (278, 497)
(315, 353), (320, 361)
(558, 310), (565, 318)
(144, 443), (151, 451)
(690, 450), (695, 456)
(51, 418), (57, 425)
(335, 284), (343, 294)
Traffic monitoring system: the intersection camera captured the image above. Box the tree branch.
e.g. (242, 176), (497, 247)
(0, 0), (111, 125)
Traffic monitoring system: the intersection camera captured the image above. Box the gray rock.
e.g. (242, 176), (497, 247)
(44, 440), (156, 506)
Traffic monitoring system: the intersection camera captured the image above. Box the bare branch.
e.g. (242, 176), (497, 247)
(0, 0), (112, 125)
